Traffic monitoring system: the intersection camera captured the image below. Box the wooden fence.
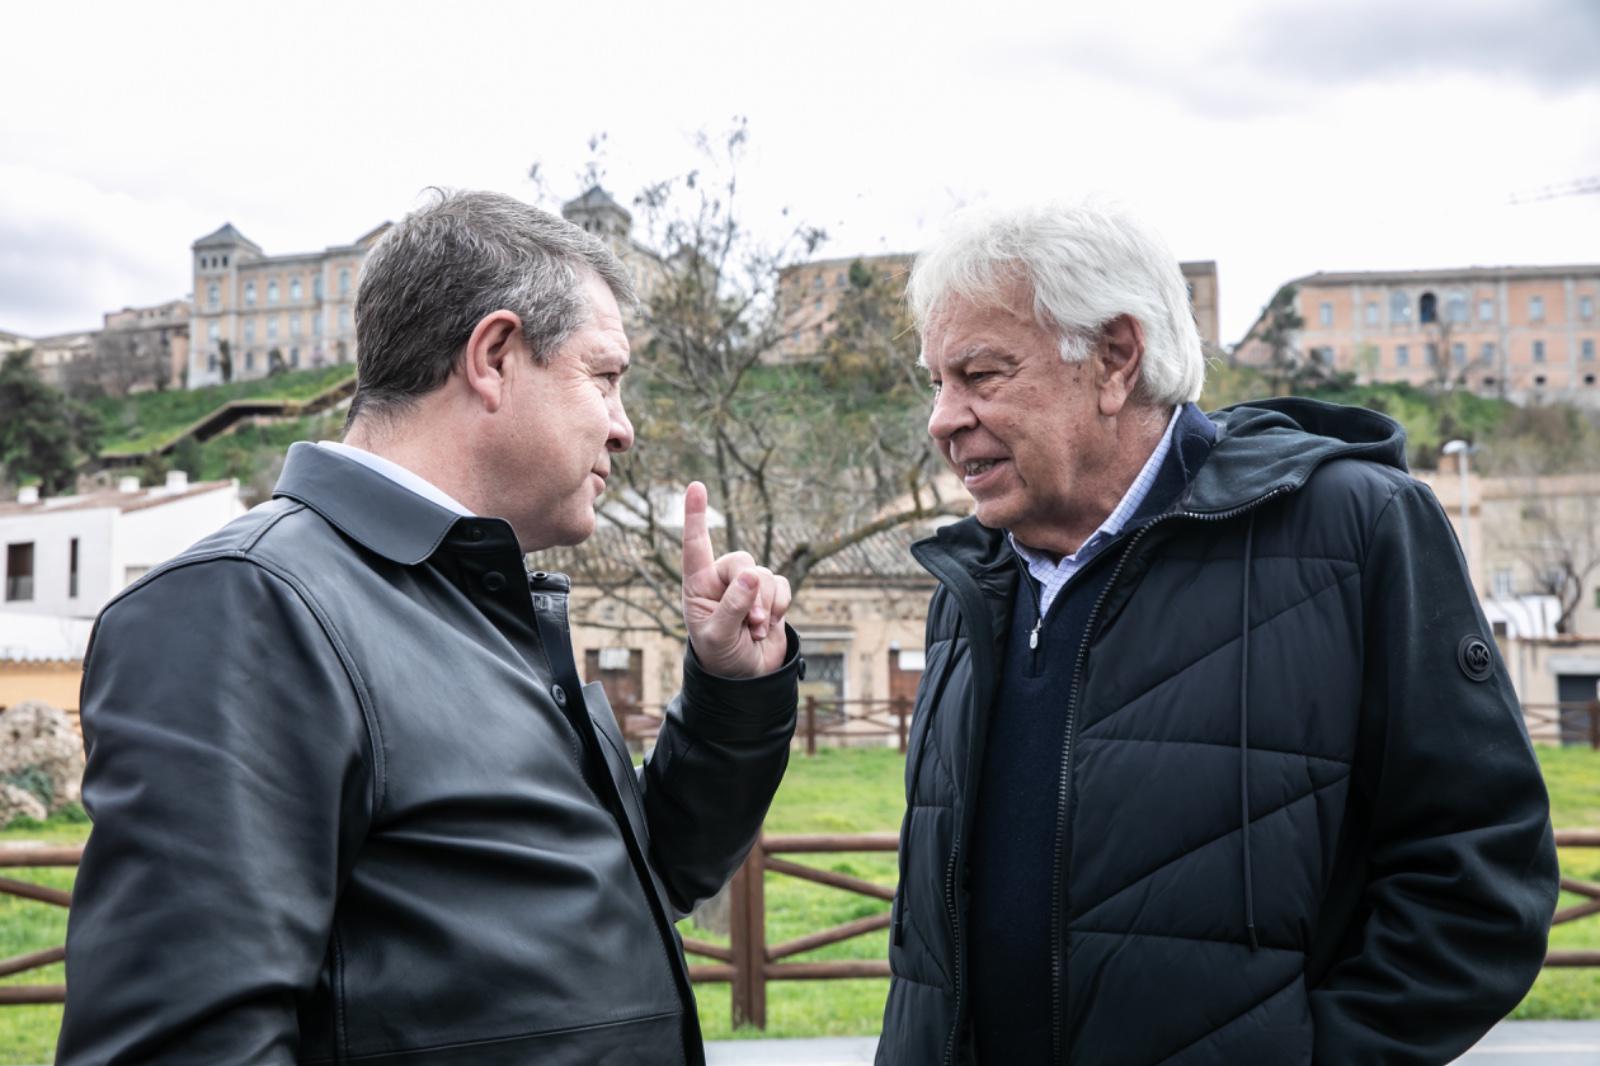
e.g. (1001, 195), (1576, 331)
(6, 830), (1598, 1026)
(620, 696), (915, 755)
(1523, 701), (1600, 750)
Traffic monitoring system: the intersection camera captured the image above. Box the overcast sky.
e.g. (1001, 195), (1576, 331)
(3, 0), (1597, 344)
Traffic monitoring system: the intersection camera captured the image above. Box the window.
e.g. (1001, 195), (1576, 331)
(1395, 344), (1409, 367)
(835, 271), (846, 287)
(1390, 291), (1411, 322)
(1447, 292), (1468, 323)
(289, 315), (301, 338)
(290, 278), (302, 301)
(208, 321), (219, 342)
(1534, 374), (1547, 388)
(68, 537), (79, 599)
(1319, 302), (1333, 326)
(313, 275), (323, 300)
(338, 268), (350, 297)
(268, 317), (278, 341)
(268, 280), (280, 304)
(1419, 292), (1438, 324)
(207, 352), (217, 372)
(246, 350), (255, 371)
(1533, 340), (1546, 362)
(1492, 568), (1514, 598)
(313, 314), (322, 337)
(5, 542), (34, 601)
(1483, 376), (1497, 388)
(1582, 295), (1595, 320)
(207, 283), (219, 309)
(245, 281), (256, 306)
(289, 347), (300, 367)
(244, 319), (256, 343)
(1478, 298), (1494, 322)
(1425, 342), (1439, 366)
(1452, 342), (1466, 366)
(812, 274), (824, 290)
(1586, 374), (1597, 386)
(222, 255), (228, 267)
(1365, 302), (1379, 326)
(339, 307), (350, 330)
(1530, 295), (1544, 321)
(1583, 339), (1595, 361)
(1480, 341), (1495, 364)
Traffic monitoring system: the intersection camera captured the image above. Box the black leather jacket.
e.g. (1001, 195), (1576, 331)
(60, 442), (799, 1065)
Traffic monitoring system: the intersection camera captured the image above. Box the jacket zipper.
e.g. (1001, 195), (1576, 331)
(1048, 488), (1288, 1065)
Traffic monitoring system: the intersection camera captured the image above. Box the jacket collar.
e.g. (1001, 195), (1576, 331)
(273, 441), (478, 565)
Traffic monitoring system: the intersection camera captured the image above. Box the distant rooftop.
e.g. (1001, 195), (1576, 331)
(1294, 263), (1600, 287)
(0, 477), (236, 519)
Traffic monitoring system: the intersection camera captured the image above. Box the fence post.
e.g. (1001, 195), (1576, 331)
(805, 696), (817, 757)
(1589, 702), (1599, 751)
(895, 697), (909, 754)
(728, 841), (767, 1029)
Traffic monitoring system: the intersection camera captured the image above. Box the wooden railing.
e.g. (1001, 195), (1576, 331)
(619, 696), (914, 755)
(4, 831), (1597, 1027)
(681, 833), (897, 1028)
(1522, 702), (1600, 750)
(0, 843), (79, 1004)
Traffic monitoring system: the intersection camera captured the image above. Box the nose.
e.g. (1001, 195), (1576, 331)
(608, 395), (634, 454)
(927, 384), (975, 443)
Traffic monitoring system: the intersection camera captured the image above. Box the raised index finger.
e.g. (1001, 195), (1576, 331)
(681, 481), (715, 578)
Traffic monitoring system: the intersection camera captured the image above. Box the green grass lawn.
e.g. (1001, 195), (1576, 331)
(94, 365), (354, 454)
(3, 745), (1598, 1062)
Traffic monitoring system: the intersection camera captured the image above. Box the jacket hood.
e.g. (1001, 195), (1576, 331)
(1185, 397), (1407, 514)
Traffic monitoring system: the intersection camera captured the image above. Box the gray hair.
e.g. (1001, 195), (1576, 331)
(908, 199), (1205, 406)
(349, 189), (635, 424)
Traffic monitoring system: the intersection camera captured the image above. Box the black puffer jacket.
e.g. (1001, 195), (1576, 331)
(878, 399), (1558, 1065)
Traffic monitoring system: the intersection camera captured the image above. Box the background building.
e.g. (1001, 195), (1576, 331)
(83, 298), (191, 394)
(187, 221), (391, 388)
(28, 330), (97, 388)
(0, 471), (243, 620)
(560, 185), (667, 309)
(1234, 264), (1600, 403)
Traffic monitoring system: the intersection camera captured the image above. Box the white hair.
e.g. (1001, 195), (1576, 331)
(908, 198), (1205, 406)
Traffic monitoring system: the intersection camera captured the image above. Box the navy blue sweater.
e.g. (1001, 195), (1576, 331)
(968, 406), (1216, 1063)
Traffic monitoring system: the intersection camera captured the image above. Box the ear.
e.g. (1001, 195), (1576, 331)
(460, 310), (526, 414)
(1095, 314), (1145, 417)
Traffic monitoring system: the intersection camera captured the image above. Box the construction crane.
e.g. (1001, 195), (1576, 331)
(1508, 176), (1600, 205)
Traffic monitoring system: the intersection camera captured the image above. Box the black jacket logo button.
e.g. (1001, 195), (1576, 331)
(1458, 635), (1494, 682)
(552, 684), (567, 706)
(483, 571), (506, 592)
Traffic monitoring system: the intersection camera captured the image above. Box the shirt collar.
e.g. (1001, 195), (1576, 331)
(273, 442), (510, 565)
(1009, 403), (1183, 570)
(316, 441), (475, 516)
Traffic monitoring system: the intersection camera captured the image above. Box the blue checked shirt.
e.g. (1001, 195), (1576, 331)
(1009, 405), (1182, 616)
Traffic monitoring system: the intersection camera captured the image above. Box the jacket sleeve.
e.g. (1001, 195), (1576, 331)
(1310, 481), (1559, 1064)
(58, 558), (374, 1066)
(636, 625), (800, 916)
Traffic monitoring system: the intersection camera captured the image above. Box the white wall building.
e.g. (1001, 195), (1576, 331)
(0, 472), (244, 620)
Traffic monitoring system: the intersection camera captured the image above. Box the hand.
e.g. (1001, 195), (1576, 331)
(680, 481), (792, 678)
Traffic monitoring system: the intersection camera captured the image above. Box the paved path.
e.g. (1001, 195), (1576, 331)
(704, 1021), (1600, 1064)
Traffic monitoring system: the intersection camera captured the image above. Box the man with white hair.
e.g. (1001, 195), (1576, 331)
(877, 200), (1556, 1064)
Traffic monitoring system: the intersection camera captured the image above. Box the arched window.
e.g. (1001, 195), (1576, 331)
(290, 278), (303, 301)
(1446, 292), (1468, 323)
(1419, 292), (1438, 324)
(268, 280), (279, 304)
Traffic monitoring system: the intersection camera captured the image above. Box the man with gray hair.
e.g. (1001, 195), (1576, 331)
(60, 191), (801, 1065)
(877, 200), (1556, 1064)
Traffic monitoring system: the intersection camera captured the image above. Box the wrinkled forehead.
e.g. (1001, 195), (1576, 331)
(917, 284), (1055, 371)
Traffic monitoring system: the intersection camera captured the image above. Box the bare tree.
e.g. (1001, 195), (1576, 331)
(540, 123), (961, 638)
(71, 329), (168, 397)
(1503, 488), (1600, 634)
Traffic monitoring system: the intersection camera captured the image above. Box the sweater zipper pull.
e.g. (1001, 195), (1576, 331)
(1028, 617), (1041, 650)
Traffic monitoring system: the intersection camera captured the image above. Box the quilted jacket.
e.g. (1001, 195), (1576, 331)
(877, 398), (1558, 1065)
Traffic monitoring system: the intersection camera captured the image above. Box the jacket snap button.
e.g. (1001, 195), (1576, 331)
(467, 525), (485, 542)
(552, 684), (567, 706)
(483, 571), (506, 592)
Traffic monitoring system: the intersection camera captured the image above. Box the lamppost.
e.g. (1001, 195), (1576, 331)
(1442, 439), (1478, 577)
